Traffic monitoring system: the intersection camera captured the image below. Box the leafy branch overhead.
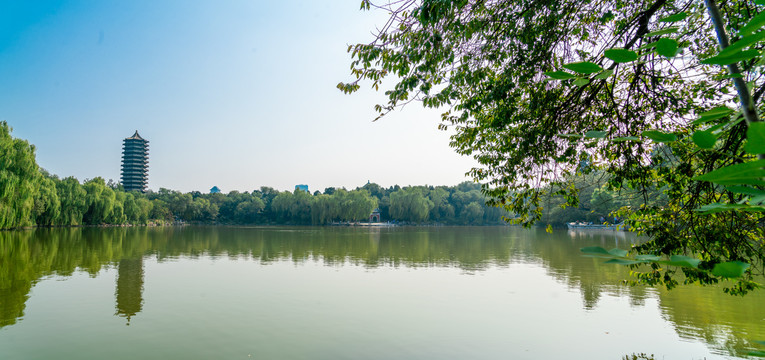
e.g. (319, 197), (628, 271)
(344, 0), (765, 294)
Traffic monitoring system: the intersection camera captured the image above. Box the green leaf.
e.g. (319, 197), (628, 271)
(607, 248), (628, 257)
(573, 78), (590, 87)
(594, 70), (614, 80)
(723, 73), (744, 79)
(695, 203), (751, 214)
(726, 186), (765, 196)
(748, 350), (765, 357)
(655, 38), (679, 57)
(604, 48), (638, 63)
(692, 130), (717, 149)
(604, 258), (645, 265)
(694, 106), (734, 124)
(581, 246), (610, 255)
(665, 255), (700, 269)
(700, 106), (734, 118)
(711, 261), (750, 278)
(694, 159), (765, 186)
(635, 254), (661, 261)
(638, 41), (658, 51)
(658, 12), (688, 23)
(740, 11), (765, 36)
(545, 71), (577, 80)
(642, 130), (677, 143)
(750, 195), (765, 205)
(701, 49), (760, 65)
(612, 136), (640, 142)
(718, 31), (765, 58)
(584, 130), (607, 138)
(745, 123), (765, 154)
(563, 61), (603, 74)
(644, 27), (679, 37)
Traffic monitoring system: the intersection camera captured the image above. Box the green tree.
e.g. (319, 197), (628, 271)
(461, 202), (485, 225)
(110, 190), (127, 224)
(345, 189), (378, 221)
(55, 177), (87, 226)
(428, 187), (455, 222)
(0, 122), (41, 229)
(344, 0), (765, 292)
(233, 197), (263, 224)
(390, 187), (434, 223)
(134, 197), (153, 224)
(82, 177), (117, 225)
(33, 177), (60, 226)
(149, 200), (173, 223)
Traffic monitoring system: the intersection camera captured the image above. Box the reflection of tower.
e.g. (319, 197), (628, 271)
(115, 258), (144, 325)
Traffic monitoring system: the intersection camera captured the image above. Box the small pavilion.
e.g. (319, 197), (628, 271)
(369, 208), (381, 223)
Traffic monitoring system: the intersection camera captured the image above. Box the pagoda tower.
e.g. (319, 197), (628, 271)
(120, 131), (149, 192)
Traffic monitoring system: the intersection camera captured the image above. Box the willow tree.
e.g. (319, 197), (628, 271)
(390, 187), (434, 223)
(341, 0), (765, 293)
(0, 122), (41, 229)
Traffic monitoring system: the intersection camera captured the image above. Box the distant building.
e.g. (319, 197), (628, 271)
(210, 186), (221, 194)
(369, 208), (381, 222)
(295, 184), (309, 193)
(120, 131), (149, 192)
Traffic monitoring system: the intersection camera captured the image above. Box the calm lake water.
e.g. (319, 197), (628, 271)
(1, 226), (763, 359)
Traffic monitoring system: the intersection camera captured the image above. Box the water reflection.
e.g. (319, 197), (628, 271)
(115, 258), (143, 325)
(0, 226), (763, 357)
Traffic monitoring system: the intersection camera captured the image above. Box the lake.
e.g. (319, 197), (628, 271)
(1, 226), (763, 359)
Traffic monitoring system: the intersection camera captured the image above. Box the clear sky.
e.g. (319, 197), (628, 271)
(0, 0), (477, 193)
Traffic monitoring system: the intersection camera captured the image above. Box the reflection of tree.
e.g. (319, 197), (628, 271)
(0, 226), (764, 357)
(533, 228), (650, 309)
(655, 284), (765, 357)
(115, 258), (143, 325)
(0, 230), (33, 327)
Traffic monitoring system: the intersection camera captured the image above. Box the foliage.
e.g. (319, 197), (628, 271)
(33, 176), (60, 226)
(341, 0), (765, 294)
(82, 177), (118, 225)
(0, 122), (40, 228)
(55, 176), (87, 225)
(390, 187), (434, 223)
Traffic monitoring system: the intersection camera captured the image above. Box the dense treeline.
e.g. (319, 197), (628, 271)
(1, 121), (523, 228)
(1, 121), (646, 229)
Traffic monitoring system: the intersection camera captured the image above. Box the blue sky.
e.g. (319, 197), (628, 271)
(0, 0), (477, 193)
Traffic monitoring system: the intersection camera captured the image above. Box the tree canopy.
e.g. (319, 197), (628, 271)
(341, 0), (765, 293)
